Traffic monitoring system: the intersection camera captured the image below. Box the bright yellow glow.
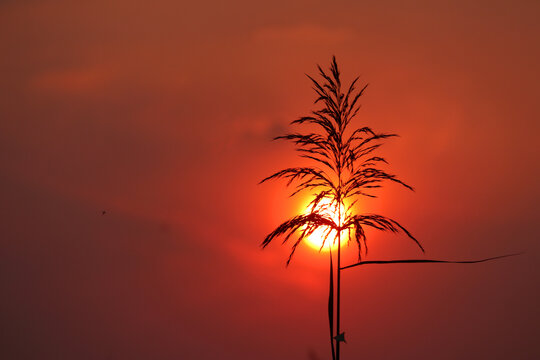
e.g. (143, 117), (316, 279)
(302, 197), (346, 251)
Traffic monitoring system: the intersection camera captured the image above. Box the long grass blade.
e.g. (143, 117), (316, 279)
(340, 253), (522, 270)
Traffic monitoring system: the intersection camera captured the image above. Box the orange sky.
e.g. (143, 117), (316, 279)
(1, 1), (539, 359)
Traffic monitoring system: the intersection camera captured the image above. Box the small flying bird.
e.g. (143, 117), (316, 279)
(334, 332), (346, 343)
(101, 210), (106, 215)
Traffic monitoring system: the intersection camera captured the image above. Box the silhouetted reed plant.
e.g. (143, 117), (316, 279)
(260, 57), (517, 360)
(261, 56), (423, 263)
(260, 57), (423, 360)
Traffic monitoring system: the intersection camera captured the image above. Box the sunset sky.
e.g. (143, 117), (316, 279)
(1, 0), (539, 359)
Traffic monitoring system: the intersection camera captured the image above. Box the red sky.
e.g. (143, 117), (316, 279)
(1, 1), (539, 359)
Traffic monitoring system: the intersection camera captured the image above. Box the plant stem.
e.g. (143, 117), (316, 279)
(337, 157), (342, 360)
(329, 250), (336, 360)
(336, 226), (341, 360)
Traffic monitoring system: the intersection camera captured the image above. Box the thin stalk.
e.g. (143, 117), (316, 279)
(336, 148), (343, 360)
(336, 226), (341, 360)
(329, 249), (335, 360)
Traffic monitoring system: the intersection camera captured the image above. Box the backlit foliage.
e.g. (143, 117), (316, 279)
(261, 57), (424, 265)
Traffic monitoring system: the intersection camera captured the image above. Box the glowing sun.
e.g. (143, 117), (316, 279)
(302, 198), (346, 251)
